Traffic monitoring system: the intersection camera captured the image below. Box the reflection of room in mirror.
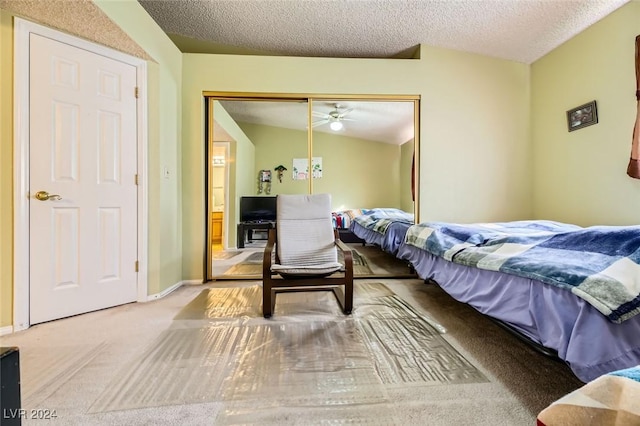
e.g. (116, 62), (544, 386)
(209, 97), (418, 281)
(211, 144), (227, 213)
(215, 98), (417, 208)
(212, 188), (224, 208)
(219, 99), (415, 145)
(292, 157), (322, 180)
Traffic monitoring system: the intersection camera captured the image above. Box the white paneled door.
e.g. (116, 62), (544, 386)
(29, 34), (138, 324)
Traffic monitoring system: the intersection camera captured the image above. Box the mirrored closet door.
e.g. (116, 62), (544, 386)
(205, 94), (419, 281)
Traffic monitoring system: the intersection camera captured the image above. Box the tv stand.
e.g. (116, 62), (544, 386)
(237, 221), (275, 248)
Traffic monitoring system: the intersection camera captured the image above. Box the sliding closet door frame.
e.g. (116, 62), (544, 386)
(203, 92), (420, 282)
(307, 99), (314, 194)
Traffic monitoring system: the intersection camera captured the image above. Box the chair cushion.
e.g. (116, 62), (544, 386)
(271, 262), (343, 277)
(276, 194), (338, 267)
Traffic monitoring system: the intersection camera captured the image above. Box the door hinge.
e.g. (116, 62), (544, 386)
(135, 174), (139, 185)
(134, 86), (139, 98)
(135, 261), (139, 272)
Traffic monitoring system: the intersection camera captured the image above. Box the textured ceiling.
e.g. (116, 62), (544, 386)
(1, 0), (151, 60)
(139, 0), (629, 63)
(142, 0), (629, 143)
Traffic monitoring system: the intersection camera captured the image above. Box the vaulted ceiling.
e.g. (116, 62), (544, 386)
(139, 0), (629, 143)
(139, 0), (628, 63)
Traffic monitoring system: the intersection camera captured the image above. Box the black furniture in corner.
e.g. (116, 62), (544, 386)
(337, 228), (366, 244)
(1, 347), (22, 426)
(237, 221), (275, 248)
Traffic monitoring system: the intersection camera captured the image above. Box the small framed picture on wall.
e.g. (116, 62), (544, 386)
(566, 100), (598, 132)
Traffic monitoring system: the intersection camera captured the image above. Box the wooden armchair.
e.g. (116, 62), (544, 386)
(262, 194), (354, 318)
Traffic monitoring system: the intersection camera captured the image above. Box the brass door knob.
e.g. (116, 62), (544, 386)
(35, 191), (62, 201)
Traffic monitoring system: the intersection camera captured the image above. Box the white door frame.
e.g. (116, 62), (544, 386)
(13, 18), (149, 331)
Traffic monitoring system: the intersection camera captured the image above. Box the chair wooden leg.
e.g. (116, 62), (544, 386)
(330, 285), (353, 315)
(344, 282), (353, 315)
(263, 278), (272, 318)
(270, 288), (277, 315)
(262, 229), (276, 318)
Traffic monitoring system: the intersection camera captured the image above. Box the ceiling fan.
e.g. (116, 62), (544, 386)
(312, 103), (354, 131)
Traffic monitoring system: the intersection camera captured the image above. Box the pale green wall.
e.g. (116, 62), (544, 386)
(95, 0), (183, 293)
(182, 50), (530, 280)
(400, 139), (415, 212)
(312, 131), (402, 210)
(420, 46), (532, 223)
(531, 1), (640, 226)
(238, 122), (309, 196)
(0, 8), (13, 327)
(237, 121), (404, 210)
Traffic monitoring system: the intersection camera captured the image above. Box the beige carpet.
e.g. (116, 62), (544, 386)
(90, 283), (488, 419)
(1, 278), (584, 425)
(220, 244), (415, 279)
(212, 251), (242, 260)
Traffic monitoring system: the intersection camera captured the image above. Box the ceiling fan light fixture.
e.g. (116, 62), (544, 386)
(330, 121), (343, 131)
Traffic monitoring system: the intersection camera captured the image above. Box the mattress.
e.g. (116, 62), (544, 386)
(397, 243), (640, 383)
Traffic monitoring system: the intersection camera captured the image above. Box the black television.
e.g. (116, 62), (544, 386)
(240, 196), (277, 223)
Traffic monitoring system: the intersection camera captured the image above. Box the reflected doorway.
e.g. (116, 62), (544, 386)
(211, 142), (229, 253)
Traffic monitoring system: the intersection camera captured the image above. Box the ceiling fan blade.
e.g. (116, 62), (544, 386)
(312, 119), (330, 127)
(338, 108), (353, 119)
(312, 111), (329, 118)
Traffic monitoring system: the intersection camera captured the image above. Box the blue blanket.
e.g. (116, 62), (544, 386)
(609, 365), (640, 382)
(353, 208), (414, 235)
(404, 221), (640, 323)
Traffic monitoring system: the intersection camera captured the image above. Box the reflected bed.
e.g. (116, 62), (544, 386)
(349, 208), (414, 256)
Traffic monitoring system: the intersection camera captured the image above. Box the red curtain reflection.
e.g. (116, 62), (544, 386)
(626, 35), (640, 179)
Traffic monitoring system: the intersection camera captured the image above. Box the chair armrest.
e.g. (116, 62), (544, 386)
(335, 238), (351, 253)
(263, 228), (276, 277)
(335, 238), (353, 272)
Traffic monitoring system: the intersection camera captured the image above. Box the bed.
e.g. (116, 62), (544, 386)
(349, 208), (415, 255)
(396, 220), (640, 383)
(332, 209), (367, 243)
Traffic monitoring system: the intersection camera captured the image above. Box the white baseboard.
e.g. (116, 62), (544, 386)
(0, 325), (14, 336)
(181, 279), (203, 286)
(2, 280), (205, 331)
(146, 281), (182, 301)
(145, 279), (202, 301)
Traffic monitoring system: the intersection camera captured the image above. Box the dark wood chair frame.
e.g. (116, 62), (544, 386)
(262, 228), (354, 318)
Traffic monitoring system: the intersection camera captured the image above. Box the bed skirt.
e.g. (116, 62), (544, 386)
(397, 243), (640, 383)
